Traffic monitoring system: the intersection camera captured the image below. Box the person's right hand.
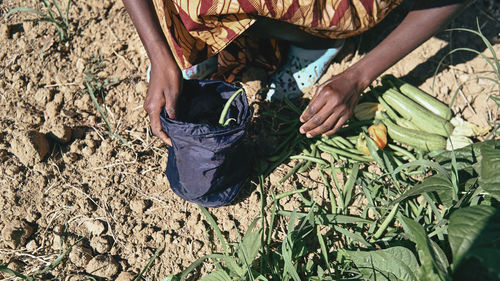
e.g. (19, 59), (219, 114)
(144, 61), (183, 146)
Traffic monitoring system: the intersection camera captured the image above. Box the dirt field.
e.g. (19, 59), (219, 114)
(0, 0), (499, 280)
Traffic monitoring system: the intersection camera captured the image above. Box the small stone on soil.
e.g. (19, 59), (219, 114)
(25, 239), (38, 251)
(52, 233), (63, 251)
(34, 88), (53, 105)
(135, 81), (148, 94)
(130, 199), (148, 214)
(308, 169), (321, 181)
(22, 21), (33, 33)
(84, 219), (106, 236)
(81, 146), (95, 157)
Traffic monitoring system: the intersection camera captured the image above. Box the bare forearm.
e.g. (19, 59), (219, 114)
(122, 0), (176, 66)
(348, 0), (467, 90)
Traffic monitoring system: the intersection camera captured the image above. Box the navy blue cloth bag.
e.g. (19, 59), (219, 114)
(160, 80), (252, 207)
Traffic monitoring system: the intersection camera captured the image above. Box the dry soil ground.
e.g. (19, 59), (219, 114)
(0, 0), (499, 280)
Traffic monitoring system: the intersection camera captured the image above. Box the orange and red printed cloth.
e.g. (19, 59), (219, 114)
(152, 0), (401, 81)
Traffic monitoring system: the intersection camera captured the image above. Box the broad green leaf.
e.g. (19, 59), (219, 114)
(282, 237), (301, 281)
(399, 216), (448, 281)
(391, 174), (453, 206)
(237, 218), (262, 272)
(432, 141), (497, 177)
(448, 205), (500, 273)
(347, 247), (419, 281)
(430, 240), (450, 275)
(282, 210), (301, 281)
(199, 269), (233, 281)
(431, 141), (482, 171)
(470, 248), (500, 280)
(478, 143), (500, 201)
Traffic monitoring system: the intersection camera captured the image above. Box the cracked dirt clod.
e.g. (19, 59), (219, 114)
(0, 24), (9, 40)
(85, 254), (120, 279)
(90, 235), (112, 253)
(1, 220), (34, 249)
(9, 130), (50, 166)
(116, 271), (136, 281)
(41, 117), (73, 143)
(69, 245), (93, 268)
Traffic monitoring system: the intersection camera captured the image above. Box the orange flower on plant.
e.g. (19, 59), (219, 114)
(368, 123), (387, 150)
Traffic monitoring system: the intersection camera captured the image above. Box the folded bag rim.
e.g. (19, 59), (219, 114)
(160, 80), (251, 138)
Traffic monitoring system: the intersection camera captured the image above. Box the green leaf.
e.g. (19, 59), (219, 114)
(282, 210), (301, 281)
(391, 174), (453, 207)
(198, 205), (229, 255)
(237, 218), (262, 274)
(347, 247), (419, 281)
(6, 7), (46, 19)
(277, 210), (374, 225)
(431, 142), (481, 171)
(160, 275), (179, 281)
(135, 243), (164, 281)
(343, 163), (359, 208)
(430, 240), (450, 275)
(399, 216), (448, 280)
(448, 205), (500, 276)
(491, 96), (500, 107)
(478, 143), (500, 201)
(178, 254), (243, 281)
(392, 159), (450, 180)
(333, 225), (371, 248)
(0, 265), (33, 280)
(199, 269), (233, 281)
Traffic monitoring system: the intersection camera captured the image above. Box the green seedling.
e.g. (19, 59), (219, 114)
(6, 0), (73, 57)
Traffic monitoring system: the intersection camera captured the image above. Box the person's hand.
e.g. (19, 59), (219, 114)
(144, 61), (183, 146)
(299, 71), (362, 138)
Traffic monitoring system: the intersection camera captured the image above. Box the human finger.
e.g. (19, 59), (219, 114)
(299, 88), (328, 124)
(145, 102), (172, 145)
(150, 113), (172, 145)
(321, 114), (350, 137)
(302, 109), (343, 138)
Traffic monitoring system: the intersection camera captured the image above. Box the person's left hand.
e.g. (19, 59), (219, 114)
(299, 71), (362, 137)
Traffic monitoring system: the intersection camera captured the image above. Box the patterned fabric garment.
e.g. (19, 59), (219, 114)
(152, 0), (402, 81)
